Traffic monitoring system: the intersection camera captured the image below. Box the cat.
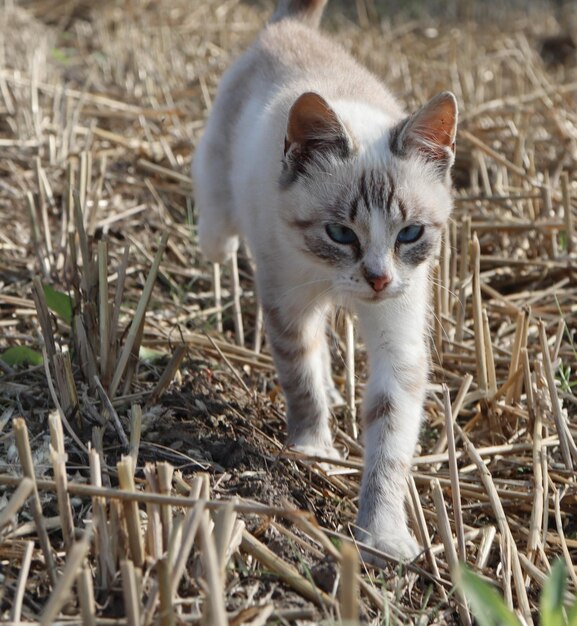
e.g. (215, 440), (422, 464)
(192, 0), (457, 562)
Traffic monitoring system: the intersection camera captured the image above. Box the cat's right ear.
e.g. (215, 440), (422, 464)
(282, 92), (351, 181)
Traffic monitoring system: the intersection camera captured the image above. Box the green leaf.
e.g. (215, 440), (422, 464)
(458, 565), (521, 626)
(139, 346), (166, 363)
(540, 560), (567, 626)
(43, 284), (73, 325)
(567, 595), (577, 626)
(1, 346), (44, 366)
(51, 47), (70, 64)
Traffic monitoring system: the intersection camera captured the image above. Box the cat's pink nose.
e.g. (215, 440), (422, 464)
(364, 270), (391, 292)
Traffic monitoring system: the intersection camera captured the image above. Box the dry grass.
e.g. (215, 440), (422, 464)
(0, 0), (576, 624)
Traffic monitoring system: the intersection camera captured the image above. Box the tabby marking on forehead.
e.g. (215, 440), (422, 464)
(348, 194), (360, 222)
(346, 169), (410, 221)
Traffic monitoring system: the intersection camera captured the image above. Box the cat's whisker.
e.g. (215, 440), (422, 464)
(290, 286), (335, 323)
(279, 277), (334, 299)
(425, 308), (454, 368)
(429, 277), (459, 302)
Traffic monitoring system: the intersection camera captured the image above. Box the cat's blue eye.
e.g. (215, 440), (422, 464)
(397, 224), (424, 245)
(325, 223), (358, 245)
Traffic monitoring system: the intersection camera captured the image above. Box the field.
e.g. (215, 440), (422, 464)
(0, 0), (576, 624)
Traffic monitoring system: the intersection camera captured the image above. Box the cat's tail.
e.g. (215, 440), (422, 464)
(270, 0), (328, 28)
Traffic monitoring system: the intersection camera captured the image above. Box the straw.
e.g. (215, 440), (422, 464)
(1, 3), (576, 624)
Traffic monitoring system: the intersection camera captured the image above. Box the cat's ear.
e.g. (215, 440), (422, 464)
(391, 91), (458, 172)
(283, 92), (351, 174)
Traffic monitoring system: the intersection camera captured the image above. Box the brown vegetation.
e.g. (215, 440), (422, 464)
(0, 0), (576, 623)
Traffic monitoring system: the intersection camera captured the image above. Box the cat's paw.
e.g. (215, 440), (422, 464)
(198, 220), (239, 264)
(290, 441), (342, 461)
(354, 526), (421, 566)
(290, 441), (342, 472)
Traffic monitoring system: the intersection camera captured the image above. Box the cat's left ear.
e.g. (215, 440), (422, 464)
(391, 91), (458, 173)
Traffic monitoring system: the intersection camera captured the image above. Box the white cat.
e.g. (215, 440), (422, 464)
(193, 0), (457, 561)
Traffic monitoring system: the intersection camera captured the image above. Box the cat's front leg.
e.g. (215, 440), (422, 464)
(261, 293), (339, 460)
(354, 301), (428, 562)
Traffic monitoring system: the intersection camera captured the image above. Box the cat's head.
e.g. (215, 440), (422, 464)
(280, 91), (457, 303)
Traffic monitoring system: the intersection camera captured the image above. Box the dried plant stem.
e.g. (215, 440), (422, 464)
(470, 235), (487, 394)
(505, 310), (527, 406)
(121, 559), (142, 626)
(12, 418), (58, 586)
(433, 263), (443, 360)
(10, 540), (34, 622)
(26, 190), (49, 277)
(526, 351), (544, 566)
(32, 276), (56, 359)
(204, 331), (253, 398)
(149, 345), (188, 403)
(77, 565), (97, 626)
(35, 157), (53, 259)
(0, 472), (319, 518)
(481, 310), (497, 398)
(518, 553), (576, 607)
(475, 526), (497, 570)
(109, 244), (131, 380)
(129, 403), (142, 468)
(89, 448), (114, 589)
(158, 557), (175, 626)
(560, 171), (574, 253)
(52, 351), (79, 417)
(98, 239), (110, 382)
(94, 374), (130, 449)
(253, 302), (264, 353)
(157, 462), (174, 551)
(454, 215), (471, 345)
(459, 428), (533, 625)
(461, 128), (528, 179)
(110, 233), (168, 397)
(213, 498), (238, 576)
(344, 313), (357, 438)
(212, 262), (223, 333)
(143, 464), (163, 561)
(73, 191), (94, 294)
(443, 385), (466, 562)
(0, 477), (34, 530)
(199, 513), (229, 626)
(431, 479), (471, 626)
(117, 457), (145, 567)
(230, 249), (244, 346)
(553, 487), (577, 587)
(240, 530), (336, 608)
(340, 540), (359, 624)
(538, 320), (576, 469)
(170, 501), (206, 595)
(40, 530), (92, 626)
(407, 476), (447, 600)
(49, 412), (75, 552)
(432, 373), (473, 455)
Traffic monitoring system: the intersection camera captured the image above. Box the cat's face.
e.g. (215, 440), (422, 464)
(280, 91), (457, 303)
(283, 155), (451, 302)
